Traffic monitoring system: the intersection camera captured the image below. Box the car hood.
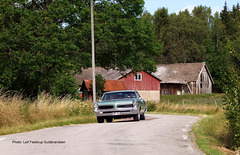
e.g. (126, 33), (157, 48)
(97, 99), (135, 106)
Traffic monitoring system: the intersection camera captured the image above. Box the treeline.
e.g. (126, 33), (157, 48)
(143, 2), (240, 92)
(0, 0), (239, 96)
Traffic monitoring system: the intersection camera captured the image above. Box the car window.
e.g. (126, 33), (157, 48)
(102, 92), (137, 100)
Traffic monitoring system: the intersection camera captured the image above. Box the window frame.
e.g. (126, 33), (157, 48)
(134, 73), (142, 81)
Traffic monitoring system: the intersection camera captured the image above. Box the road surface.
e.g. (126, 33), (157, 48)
(0, 114), (204, 155)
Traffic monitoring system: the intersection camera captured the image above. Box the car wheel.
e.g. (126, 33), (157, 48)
(106, 118), (113, 123)
(97, 117), (104, 123)
(140, 112), (145, 120)
(133, 113), (140, 121)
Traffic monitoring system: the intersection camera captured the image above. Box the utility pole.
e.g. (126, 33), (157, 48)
(91, 0), (96, 103)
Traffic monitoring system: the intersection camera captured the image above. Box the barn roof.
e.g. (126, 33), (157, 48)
(81, 79), (127, 91)
(152, 62), (214, 84)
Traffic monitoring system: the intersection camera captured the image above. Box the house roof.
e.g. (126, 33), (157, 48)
(82, 79), (127, 92)
(152, 62), (214, 84)
(74, 68), (131, 85)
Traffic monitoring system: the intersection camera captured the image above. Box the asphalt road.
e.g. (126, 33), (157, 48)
(0, 114), (204, 155)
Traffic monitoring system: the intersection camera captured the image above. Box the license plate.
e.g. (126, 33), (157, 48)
(112, 112), (120, 115)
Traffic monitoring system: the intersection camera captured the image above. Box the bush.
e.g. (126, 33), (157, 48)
(147, 102), (156, 111)
(222, 44), (240, 150)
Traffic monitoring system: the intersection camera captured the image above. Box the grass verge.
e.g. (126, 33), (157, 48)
(147, 94), (235, 155)
(0, 91), (97, 136)
(193, 113), (234, 155)
(0, 116), (96, 136)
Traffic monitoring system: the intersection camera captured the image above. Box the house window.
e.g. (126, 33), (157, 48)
(162, 90), (168, 95)
(134, 73), (142, 81)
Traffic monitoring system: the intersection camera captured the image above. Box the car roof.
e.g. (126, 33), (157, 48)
(104, 90), (137, 94)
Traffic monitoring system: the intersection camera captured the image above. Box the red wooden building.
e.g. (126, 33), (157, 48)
(78, 69), (161, 101)
(119, 71), (161, 101)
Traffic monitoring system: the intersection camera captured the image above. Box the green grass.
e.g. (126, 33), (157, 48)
(193, 113), (234, 155)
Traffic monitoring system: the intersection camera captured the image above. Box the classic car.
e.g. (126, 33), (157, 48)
(94, 90), (147, 123)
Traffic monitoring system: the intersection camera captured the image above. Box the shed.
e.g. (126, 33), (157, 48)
(80, 79), (127, 100)
(152, 62), (214, 95)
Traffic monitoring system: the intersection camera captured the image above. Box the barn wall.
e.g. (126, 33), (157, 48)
(161, 84), (182, 95)
(120, 71), (161, 101)
(138, 90), (160, 102)
(120, 71), (161, 90)
(197, 66), (213, 94)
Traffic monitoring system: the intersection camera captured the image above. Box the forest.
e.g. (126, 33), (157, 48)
(144, 2), (240, 93)
(0, 0), (239, 96)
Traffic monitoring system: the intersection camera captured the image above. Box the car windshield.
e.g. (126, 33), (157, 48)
(102, 92), (137, 101)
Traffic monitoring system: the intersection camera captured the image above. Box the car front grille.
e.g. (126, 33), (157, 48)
(117, 104), (133, 108)
(99, 105), (114, 110)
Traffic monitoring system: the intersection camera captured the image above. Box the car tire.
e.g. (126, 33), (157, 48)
(97, 117), (104, 123)
(140, 112), (145, 120)
(106, 118), (113, 123)
(133, 113), (140, 121)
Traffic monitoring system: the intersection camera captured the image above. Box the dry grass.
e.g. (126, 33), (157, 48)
(155, 102), (222, 115)
(0, 91), (94, 130)
(147, 94), (224, 115)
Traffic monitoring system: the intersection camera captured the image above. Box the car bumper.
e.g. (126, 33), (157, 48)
(94, 108), (138, 117)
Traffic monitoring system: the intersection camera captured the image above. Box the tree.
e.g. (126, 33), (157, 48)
(157, 8), (211, 63)
(220, 2), (234, 37)
(0, 0), (89, 97)
(0, 0), (160, 97)
(222, 41), (240, 149)
(142, 11), (153, 24)
(153, 7), (169, 44)
(95, 74), (106, 98)
(94, 0), (161, 72)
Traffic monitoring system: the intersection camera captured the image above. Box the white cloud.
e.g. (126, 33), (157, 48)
(178, 5), (195, 14)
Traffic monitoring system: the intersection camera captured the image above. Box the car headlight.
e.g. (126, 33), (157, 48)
(133, 101), (138, 110)
(94, 103), (98, 111)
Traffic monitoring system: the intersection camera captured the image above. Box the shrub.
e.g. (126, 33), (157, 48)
(147, 102), (156, 111)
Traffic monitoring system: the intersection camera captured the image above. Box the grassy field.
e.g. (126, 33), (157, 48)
(147, 94), (235, 155)
(0, 92), (96, 135)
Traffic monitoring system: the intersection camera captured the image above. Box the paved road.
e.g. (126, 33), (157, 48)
(0, 114), (204, 155)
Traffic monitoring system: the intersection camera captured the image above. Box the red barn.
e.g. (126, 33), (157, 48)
(119, 71), (161, 101)
(77, 68), (161, 101)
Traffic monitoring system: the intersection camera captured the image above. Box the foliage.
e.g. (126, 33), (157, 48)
(49, 73), (79, 98)
(95, 74), (106, 98)
(222, 42), (240, 149)
(146, 102), (156, 111)
(0, 0), (160, 97)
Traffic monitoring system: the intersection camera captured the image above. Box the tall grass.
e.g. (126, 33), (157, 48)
(0, 91), (95, 134)
(193, 112), (235, 155)
(147, 93), (225, 115)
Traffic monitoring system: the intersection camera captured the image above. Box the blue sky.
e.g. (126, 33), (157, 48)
(144, 0), (240, 15)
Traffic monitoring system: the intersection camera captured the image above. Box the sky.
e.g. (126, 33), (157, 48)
(144, 0), (240, 15)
